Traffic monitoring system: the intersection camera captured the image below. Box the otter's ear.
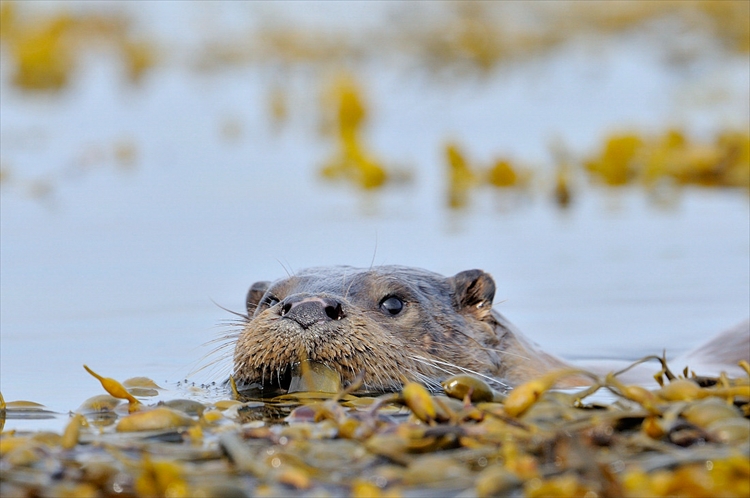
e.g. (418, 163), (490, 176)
(246, 281), (270, 314)
(449, 270), (496, 320)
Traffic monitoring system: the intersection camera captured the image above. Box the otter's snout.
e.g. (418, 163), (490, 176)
(279, 295), (345, 328)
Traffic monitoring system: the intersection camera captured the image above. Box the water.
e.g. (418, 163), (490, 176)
(1, 2), (748, 432)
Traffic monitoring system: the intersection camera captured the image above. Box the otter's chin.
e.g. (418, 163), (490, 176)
(233, 326), (421, 394)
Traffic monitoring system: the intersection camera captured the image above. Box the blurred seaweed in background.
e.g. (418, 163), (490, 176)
(0, 1), (154, 90)
(0, 0), (747, 208)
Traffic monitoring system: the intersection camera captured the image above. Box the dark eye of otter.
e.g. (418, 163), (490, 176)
(379, 296), (404, 316)
(263, 295), (280, 308)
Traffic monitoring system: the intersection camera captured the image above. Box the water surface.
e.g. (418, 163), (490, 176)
(1, 2), (748, 431)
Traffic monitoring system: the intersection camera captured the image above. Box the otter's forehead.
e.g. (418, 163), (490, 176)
(272, 265), (451, 301)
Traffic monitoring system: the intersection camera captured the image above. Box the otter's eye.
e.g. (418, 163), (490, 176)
(263, 295), (280, 308)
(380, 296), (404, 316)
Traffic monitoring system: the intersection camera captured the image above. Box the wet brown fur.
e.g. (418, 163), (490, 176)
(233, 265), (573, 393)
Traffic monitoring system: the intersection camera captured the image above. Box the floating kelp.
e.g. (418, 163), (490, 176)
(287, 360), (342, 394)
(442, 374), (497, 403)
(84, 365), (141, 412)
(318, 74), (404, 191)
(1, 360), (748, 497)
(0, 399), (57, 428)
(122, 377), (164, 398)
(6, 1), (745, 92)
(442, 129), (749, 211)
(585, 129), (750, 190)
(0, 2), (155, 91)
(3, 2), (747, 210)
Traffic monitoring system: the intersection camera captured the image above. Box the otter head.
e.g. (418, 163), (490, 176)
(232, 266), (503, 393)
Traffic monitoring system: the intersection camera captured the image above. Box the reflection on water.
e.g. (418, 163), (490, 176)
(0, 2), (748, 427)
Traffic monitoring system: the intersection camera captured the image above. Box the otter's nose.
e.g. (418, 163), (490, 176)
(279, 296), (345, 328)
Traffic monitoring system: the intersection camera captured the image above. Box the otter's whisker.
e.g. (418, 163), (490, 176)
(186, 322), (248, 381)
(203, 332), (241, 348)
(365, 359), (398, 392)
(448, 325), (531, 362)
(216, 317), (248, 325)
(475, 344), (532, 362)
(343, 270), (357, 303)
(409, 369), (443, 392)
(276, 258), (295, 279)
(410, 355), (459, 377)
(342, 271), (349, 301)
(212, 300), (250, 320)
(412, 355), (510, 389)
(203, 332), (241, 346)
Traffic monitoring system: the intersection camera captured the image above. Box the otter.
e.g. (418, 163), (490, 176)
(232, 265), (749, 394)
